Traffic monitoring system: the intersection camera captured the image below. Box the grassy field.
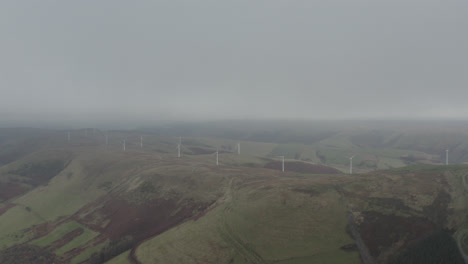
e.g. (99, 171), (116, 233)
(105, 250), (131, 264)
(29, 220), (99, 256)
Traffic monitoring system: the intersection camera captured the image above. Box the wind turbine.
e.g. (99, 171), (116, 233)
(176, 137), (192, 158)
(349, 155), (356, 174)
(105, 134), (108, 148)
(236, 142), (240, 155)
(140, 136), (143, 149)
(446, 149), (449, 165)
(216, 148), (219, 166)
(67, 131), (70, 142)
(122, 138), (126, 151)
(277, 156), (285, 172)
(177, 137), (181, 158)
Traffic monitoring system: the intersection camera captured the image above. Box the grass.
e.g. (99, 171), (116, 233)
(225, 185), (359, 263)
(136, 205), (232, 263)
(70, 240), (108, 264)
(0, 205), (39, 247)
(13, 159), (105, 221)
(29, 220), (99, 256)
(135, 175), (361, 264)
(2, 128), (468, 263)
(105, 250), (131, 264)
(56, 223), (99, 255)
(30, 221), (83, 247)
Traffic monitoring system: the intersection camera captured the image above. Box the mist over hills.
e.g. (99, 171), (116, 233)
(0, 123), (467, 263)
(2, 1), (467, 261)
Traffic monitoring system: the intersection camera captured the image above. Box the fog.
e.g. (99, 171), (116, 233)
(1, 0), (467, 127)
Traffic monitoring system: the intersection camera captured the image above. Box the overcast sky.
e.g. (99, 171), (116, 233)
(1, 0), (467, 125)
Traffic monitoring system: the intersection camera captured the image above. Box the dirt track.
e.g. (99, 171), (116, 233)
(347, 212), (376, 264)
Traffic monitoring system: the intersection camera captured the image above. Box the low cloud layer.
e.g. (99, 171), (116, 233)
(1, 0), (467, 125)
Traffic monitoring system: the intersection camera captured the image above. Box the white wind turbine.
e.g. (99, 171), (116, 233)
(349, 155), (356, 174)
(277, 156), (285, 172)
(122, 138), (126, 151)
(140, 135), (143, 149)
(215, 148), (219, 166)
(446, 149), (449, 165)
(177, 137), (182, 158)
(236, 142), (240, 155)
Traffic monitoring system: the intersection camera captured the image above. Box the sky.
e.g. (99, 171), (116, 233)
(1, 0), (467, 126)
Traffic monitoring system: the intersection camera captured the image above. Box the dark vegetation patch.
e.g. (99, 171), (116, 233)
(0, 244), (56, 264)
(138, 181), (156, 193)
(83, 197), (210, 242)
(399, 155), (420, 165)
(388, 231), (464, 264)
(367, 197), (413, 215)
(88, 236), (135, 264)
(340, 243), (358, 251)
(316, 152), (326, 164)
(422, 190), (451, 226)
(9, 160), (66, 186)
(264, 161), (342, 174)
(0, 132), (43, 166)
(31, 222), (55, 239)
(75, 196), (213, 263)
(242, 162), (263, 168)
(0, 146), (29, 167)
(461, 233), (468, 259)
(188, 147), (215, 154)
(0, 183), (28, 201)
(292, 188), (320, 196)
(359, 211), (437, 259)
(358, 159), (377, 169)
(48, 228), (84, 251)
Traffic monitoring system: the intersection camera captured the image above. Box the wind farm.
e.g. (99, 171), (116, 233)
(0, 121), (468, 264)
(1, 0), (467, 263)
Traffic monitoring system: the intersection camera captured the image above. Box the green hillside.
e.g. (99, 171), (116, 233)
(0, 127), (467, 264)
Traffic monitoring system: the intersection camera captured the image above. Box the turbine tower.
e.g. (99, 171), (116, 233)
(446, 149), (449, 165)
(349, 155), (356, 174)
(105, 134), (108, 148)
(177, 137), (181, 158)
(277, 156), (285, 172)
(216, 148), (219, 166)
(140, 136), (143, 149)
(123, 139), (126, 151)
(237, 142), (240, 155)
(67, 131), (70, 142)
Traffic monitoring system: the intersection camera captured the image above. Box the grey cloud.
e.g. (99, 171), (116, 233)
(1, 0), (467, 125)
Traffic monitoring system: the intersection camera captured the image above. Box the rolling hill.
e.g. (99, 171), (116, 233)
(0, 127), (467, 264)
